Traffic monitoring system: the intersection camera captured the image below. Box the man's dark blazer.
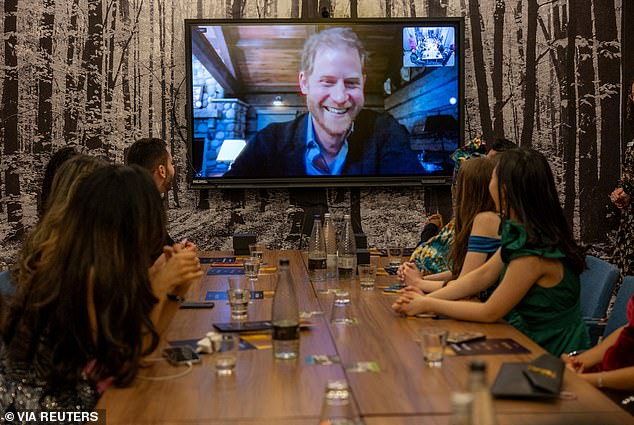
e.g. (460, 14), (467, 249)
(224, 110), (423, 177)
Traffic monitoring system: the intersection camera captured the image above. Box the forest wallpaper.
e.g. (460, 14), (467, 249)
(0, 0), (627, 263)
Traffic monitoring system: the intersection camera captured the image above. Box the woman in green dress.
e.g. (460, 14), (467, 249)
(393, 148), (590, 356)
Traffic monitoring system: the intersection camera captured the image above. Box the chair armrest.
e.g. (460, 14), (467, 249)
(584, 317), (607, 345)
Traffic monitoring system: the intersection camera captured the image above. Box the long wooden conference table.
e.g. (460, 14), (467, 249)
(97, 250), (632, 424)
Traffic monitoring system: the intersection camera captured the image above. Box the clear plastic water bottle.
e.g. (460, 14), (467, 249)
(272, 259), (299, 359)
(337, 214), (356, 280)
(318, 380), (360, 425)
(469, 360), (497, 425)
(323, 213), (338, 278)
(308, 215), (327, 282)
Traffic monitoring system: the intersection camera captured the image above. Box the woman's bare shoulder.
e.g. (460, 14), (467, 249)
(472, 212), (501, 237)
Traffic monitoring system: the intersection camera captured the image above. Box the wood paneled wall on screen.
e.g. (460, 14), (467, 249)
(0, 0), (625, 264)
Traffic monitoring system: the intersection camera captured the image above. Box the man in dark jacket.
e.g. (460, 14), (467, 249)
(225, 27), (422, 178)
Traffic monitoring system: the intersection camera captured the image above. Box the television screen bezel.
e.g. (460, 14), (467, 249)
(184, 17), (465, 189)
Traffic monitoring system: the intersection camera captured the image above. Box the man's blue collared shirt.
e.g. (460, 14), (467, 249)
(304, 113), (348, 176)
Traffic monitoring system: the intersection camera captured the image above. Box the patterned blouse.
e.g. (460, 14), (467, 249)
(613, 142), (634, 276)
(409, 219), (455, 275)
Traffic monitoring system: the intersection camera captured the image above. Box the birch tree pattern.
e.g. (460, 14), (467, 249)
(0, 0), (624, 263)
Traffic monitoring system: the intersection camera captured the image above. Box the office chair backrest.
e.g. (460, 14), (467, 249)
(603, 276), (634, 338)
(579, 256), (620, 319)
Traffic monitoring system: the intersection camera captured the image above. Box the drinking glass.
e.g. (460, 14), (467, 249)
(243, 257), (260, 304)
(227, 277), (250, 320)
(358, 264), (377, 290)
(418, 328), (448, 368)
(330, 291), (356, 325)
(213, 333), (239, 376)
(319, 380), (359, 424)
(387, 246), (404, 268)
(248, 243), (266, 263)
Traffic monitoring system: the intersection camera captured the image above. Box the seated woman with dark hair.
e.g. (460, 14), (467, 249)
(1, 155), (108, 297)
(0, 165), (202, 416)
(398, 157), (500, 295)
(38, 146), (79, 218)
(393, 148), (590, 356)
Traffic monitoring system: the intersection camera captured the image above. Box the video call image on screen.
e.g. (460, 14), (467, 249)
(403, 27), (455, 68)
(187, 21), (460, 183)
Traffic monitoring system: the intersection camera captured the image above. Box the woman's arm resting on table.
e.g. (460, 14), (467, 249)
(395, 255), (540, 321)
(427, 249), (504, 301)
(581, 366), (634, 391)
(561, 325), (627, 372)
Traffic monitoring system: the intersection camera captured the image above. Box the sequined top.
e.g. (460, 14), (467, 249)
(0, 341), (100, 423)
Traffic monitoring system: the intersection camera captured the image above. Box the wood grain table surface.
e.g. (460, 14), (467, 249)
(97, 250), (632, 424)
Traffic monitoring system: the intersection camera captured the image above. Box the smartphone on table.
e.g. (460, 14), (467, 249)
(162, 346), (201, 365)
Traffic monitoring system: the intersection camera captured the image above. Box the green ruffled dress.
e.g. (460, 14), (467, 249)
(500, 220), (590, 356)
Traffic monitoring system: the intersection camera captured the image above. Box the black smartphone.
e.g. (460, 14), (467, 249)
(213, 320), (272, 333)
(179, 301), (215, 309)
(162, 346), (201, 365)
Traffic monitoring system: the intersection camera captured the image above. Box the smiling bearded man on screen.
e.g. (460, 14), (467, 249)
(224, 27), (423, 178)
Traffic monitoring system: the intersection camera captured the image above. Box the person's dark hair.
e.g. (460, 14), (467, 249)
(495, 148), (585, 273)
(39, 146), (79, 217)
(18, 155), (108, 287)
(449, 157), (496, 278)
(4, 165), (166, 387)
(489, 138), (517, 153)
(125, 138), (168, 172)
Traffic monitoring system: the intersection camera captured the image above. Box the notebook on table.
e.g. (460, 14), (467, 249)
(491, 353), (564, 399)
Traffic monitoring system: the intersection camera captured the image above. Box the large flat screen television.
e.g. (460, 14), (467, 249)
(185, 18), (464, 188)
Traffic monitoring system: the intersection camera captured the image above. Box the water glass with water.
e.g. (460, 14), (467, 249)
(358, 264), (377, 290)
(227, 277), (250, 320)
(244, 256), (261, 280)
(248, 243), (265, 262)
(213, 333), (239, 376)
(387, 246), (404, 268)
(418, 328), (448, 368)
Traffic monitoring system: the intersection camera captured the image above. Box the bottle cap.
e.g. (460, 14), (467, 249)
(279, 258), (290, 266)
(325, 380), (349, 391)
(450, 392), (473, 407)
(469, 360), (486, 372)
(324, 213), (331, 218)
(344, 214), (351, 219)
(313, 214), (321, 219)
